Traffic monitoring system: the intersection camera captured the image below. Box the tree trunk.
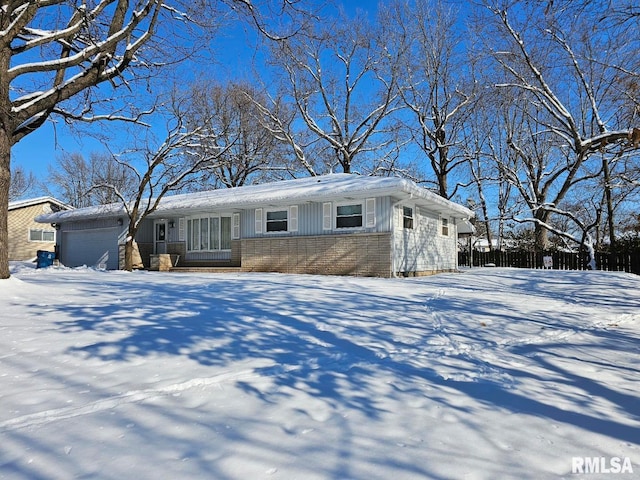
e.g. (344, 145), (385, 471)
(583, 235), (597, 270)
(1, 36), (12, 279)
(602, 155), (616, 249)
(124, 236), (135, 272)
(438, 171), (448, 199)
(534, 211), (550, 251)
(477, 195), (492, 252)
(0, 128), (9, 279)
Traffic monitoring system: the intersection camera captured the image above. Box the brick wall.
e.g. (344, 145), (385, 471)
(241, 233), (392, 277)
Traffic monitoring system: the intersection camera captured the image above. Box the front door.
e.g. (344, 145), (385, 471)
(154, 220), (167, 254)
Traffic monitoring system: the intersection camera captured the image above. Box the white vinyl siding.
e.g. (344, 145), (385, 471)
(240, 196), (393, 237)
(393, 207), (458, 274)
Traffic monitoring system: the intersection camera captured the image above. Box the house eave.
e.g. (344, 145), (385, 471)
(10, 196), (73, 212)
(36, 203), (125, 224)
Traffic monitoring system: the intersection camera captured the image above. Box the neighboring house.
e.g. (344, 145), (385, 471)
(37, 174), (474, 277)
(8, 197), (71, 261)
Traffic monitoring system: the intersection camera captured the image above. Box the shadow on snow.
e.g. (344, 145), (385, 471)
(23, 269), (640, 453)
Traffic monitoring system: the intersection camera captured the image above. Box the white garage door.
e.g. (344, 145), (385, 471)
(61, 228), (121, 270)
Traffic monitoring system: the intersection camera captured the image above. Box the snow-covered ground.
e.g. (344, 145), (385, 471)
(1, 264), (638, 480)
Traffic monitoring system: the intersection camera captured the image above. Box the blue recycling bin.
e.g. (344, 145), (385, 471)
(36, 250), (56, 269)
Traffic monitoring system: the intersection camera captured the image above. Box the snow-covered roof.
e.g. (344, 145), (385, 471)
(36, 174), (474, 223)
(9, 196), (72, 212)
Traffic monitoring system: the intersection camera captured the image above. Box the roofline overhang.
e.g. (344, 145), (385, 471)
(36, 175), (475, 224)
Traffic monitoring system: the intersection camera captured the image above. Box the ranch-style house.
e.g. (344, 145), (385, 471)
(37, 174), (474, 277)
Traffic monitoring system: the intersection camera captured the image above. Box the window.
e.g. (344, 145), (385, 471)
(209, 217), (219, 250)
(336, 204), (363, 229)
(221, 217), (231, 249)
(187, 215), (232, 251)
(29, 229), (55, 242)
(403, 206), (414, 229)
(441, 217), (449, 236)
(329, 199), (375, 230)
(266, 210), (288, 232)
(200, 218), (208, 250)
(257, 206), (298, 234)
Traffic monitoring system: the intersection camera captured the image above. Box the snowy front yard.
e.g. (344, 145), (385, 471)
(1, 264), (639, 479)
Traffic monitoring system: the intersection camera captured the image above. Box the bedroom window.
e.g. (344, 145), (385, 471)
(336, 204), (363, 229)
(403, 206), (414, 229)
(266, 209), (288, 232)
(187, 215), (231, 251)
(257, 206), (298, 234)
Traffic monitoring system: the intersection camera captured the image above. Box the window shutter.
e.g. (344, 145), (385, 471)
(289, 205), (298, 232)
(323, 202), (332, 230)
(255, 208), (263, 234)
(365, 198), (376, 228)
(232, 213), (240, 239)
(178, 218), (186, 241)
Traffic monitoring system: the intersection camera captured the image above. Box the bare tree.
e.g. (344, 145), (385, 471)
(251, 89), (322, 177)
(0, 0), (170, 278)
(394, 0), (474, 199)
(105, 93), (233, 271)
(47, 152), (138, 208)
(47, 153), (93, 208)
(9, 166), (37, 201)
(0, 0), (313, 278)
(266, 6), (409, 175)
(462, 93), (503, 252)
(185, 81), (291, 188)
(476, 0), (640, 266)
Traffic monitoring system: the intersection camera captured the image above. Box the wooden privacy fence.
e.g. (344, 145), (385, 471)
(458, 250), (640, 275)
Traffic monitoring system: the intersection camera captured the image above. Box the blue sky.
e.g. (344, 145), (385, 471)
(12, 0), (380, 197)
